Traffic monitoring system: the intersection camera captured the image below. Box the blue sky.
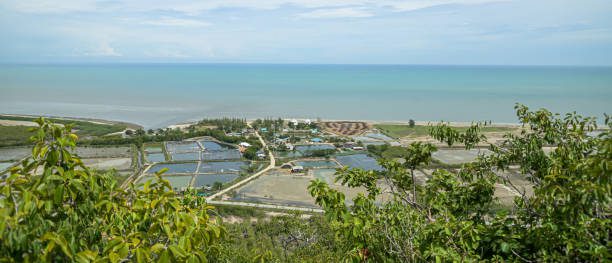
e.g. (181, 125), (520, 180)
(1, 0), (611, 65)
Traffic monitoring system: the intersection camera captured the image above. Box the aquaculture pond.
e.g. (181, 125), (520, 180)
(171, 152), (200, 161)
(0, 147), (30, 162)
(201, 150), (241, 160)
(198, 161), (248, 174)
(295, 160), (338, 168)
(193, 174), (239, 187)
(0, 162), (14, 172)
(295, 144), (336, 154)
(336, 154), (383, 171)
(432, 149), (492, 165)
(199, 140), (233, 151)
(144, 146), (162, 153)
(146, 162), (198, 174)
(165, 141), (200, 153)
(137, 175), (193, 191)
(146, 153), (166, 163)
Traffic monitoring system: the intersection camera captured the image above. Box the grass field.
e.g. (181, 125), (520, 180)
(0, 115), (129, 146)
(374, 124), (516, 139)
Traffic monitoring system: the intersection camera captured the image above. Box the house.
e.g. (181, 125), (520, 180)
(291, 165), (304, 173)
(343, 142), (356, 148)
(352, 146), (365, 151)
(260, 127), (268, 132)
(290, 119), (299, 126)
(256, 150), (267, 159)
(310, 128), (319, 134)
(304, 119), (312, 125)
(239, 142), (252, 147)
(280, 163), (293, 169)
(285, 143), (294, 151)
(310, 138), (323, 143)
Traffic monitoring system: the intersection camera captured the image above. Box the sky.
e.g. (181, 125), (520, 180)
(1, 0), (611, 65)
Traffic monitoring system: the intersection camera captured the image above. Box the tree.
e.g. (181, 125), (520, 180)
(212, 181), (224, 191)
(135, 128), (146, 136)
(0, 118), (225, 262)
(308, 104), (611, 261)
(124, 129), (134, 136)
(243, 147), (258, 160)
(408, 119), (415, 128)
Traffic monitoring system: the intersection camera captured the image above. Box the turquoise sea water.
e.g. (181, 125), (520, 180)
(1, 64), (610, 128)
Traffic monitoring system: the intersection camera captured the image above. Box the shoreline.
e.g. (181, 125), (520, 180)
(167, 117), (522, 130)
(0, 113), (143, 130)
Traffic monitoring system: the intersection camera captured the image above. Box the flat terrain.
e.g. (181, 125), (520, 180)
(432, 149), (493, 165)
(232, 168), (390, 208)
(0, 115), (133, 146)
(375, 124), (516, 139)
(82, 157), (132, 171)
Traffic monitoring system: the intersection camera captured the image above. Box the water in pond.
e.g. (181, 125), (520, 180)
(171, 152), (200, 161)
(137, 175), (193, 190)
(199, 140), (232, 151)
(166, 141), (200, 153)
(193, 174), (239, 187)
(295, 160), (338, 168)
(0, 162), (14, 172)
(201, 150), (241, 160)
(295, 144), (336, 154)
(145, 146), (162, 153)
(336, 154), (383, 171)
(146, 153), (166, 163)
(199, 161), (248, 173)
(147, 163), (198, 174)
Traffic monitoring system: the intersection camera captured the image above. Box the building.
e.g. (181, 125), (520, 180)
(239, 142), (252, 147)
(291, 165), (304, 173)
(285, 143), (295, 151)
(310, 138), (323, 143)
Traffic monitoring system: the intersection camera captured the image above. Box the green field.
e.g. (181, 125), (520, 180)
(374, 124), (516, 138)
(0, 115), (129, 146)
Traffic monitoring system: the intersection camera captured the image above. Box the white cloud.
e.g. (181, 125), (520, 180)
(140, 18), (210, 27)
(1, 0), (509, 14)
(297, 8), (373, 19)
(82, 42), (122, 57)
(385, 0), (510, 12)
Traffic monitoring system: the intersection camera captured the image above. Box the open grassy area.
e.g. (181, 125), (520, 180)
(0, 126), (34, 146)
(374, 124), (515, 139)
(0, 115), (129, 146)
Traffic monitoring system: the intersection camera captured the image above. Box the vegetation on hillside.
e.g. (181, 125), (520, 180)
(374, 123), (514, 139)
(193, 118), (248, 133)
(310, 104), (611, 261)
(0, 115), (128, 147)
(0, 119), (224, 261)
(0, 105), (609, 262)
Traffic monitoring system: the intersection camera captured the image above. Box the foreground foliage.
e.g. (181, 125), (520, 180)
(0, 119), (224, 262)
(310, 105), (611, 262)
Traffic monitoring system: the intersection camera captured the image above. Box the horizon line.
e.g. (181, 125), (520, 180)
(1, 61), (612, 68)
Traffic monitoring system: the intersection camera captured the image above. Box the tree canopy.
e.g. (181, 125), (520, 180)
(0, 118), (224, 262)
(309, 104), (611, 262)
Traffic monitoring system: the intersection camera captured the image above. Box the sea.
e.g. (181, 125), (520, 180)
(1, 64), (611, 128)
